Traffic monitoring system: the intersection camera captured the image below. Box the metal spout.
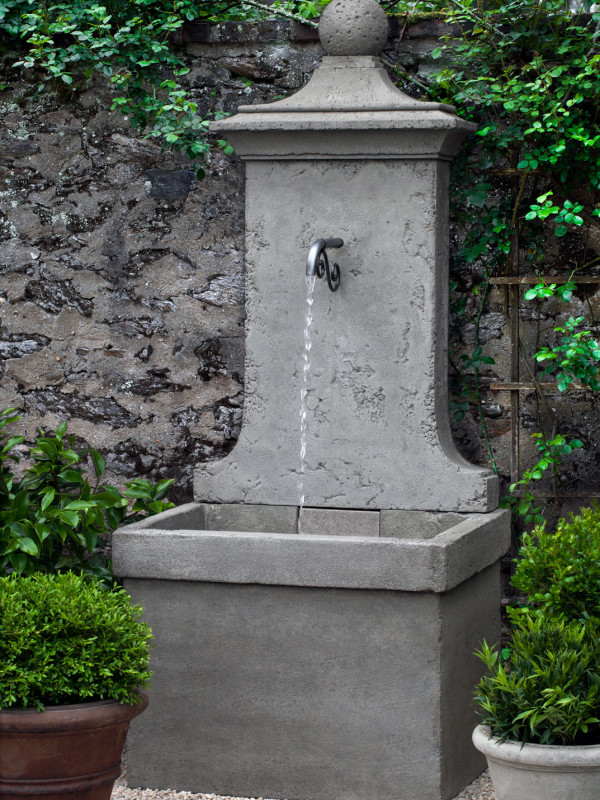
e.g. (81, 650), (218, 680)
(306, 238), (343, 291)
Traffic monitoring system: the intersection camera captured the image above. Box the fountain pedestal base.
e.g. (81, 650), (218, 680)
(114, 504), (509, 800)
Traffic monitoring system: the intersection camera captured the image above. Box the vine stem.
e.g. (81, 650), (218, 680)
(380, 55), (434, 95)
(446, 0), (506, 38)
(474, 373), (499, 474)
(517, 336), (560, 507)
(518, 337), (558, 428)
(510, 170), (529, 248)
(239, 0), (318, 27)
(472, 276), (500, 475)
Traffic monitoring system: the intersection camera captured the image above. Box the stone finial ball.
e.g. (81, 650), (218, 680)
(318, 0), (389, 56)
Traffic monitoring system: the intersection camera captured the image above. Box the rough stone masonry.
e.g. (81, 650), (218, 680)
(2, 18), (599, 512)
(0, 19), (446, 500)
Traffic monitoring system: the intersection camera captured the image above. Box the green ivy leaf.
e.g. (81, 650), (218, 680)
(58, 510), (80, 527)
(18, 537), (40, 556)
(40, 490), (55, 511)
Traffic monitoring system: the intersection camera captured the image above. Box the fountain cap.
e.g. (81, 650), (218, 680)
(318, 0), (389, 56)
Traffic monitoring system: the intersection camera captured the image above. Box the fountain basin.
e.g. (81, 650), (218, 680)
(114, 502), (507, 593)
(113, 504), (509, 800)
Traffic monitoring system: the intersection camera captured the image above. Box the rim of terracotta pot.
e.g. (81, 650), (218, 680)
(473, 724), (600, 769)
(0, 688), (149, 734)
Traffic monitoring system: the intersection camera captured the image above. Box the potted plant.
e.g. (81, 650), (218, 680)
(472, 507), (600, 800)
(0, 571), (152, 799)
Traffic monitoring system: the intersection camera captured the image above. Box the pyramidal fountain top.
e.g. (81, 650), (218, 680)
(222, 0), (457, 120)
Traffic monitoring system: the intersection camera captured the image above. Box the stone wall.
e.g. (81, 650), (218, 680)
(1, 18), (599, 514)
(0, 19), (442, 501)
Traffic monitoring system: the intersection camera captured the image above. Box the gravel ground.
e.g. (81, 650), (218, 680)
(112, 767), (494, 800)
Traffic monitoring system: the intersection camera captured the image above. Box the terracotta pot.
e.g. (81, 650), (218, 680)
(473, 724), (600, 800)
(0, 690), (148, 800)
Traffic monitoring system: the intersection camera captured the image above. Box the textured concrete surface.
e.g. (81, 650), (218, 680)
(380, 509), (466, 539)
(237, 54), (454, 115)
(202, 502), (298, 533)
(124, 567), (500, 800)
(197, 51), (493, 512)
(112, 25), (511, 800)
(123, 501), (298, 532)
(441, 576), (501, 796)
(112, 506), (510, 592)
(318, 0), (389, 56)
(299, 507), (379, 536)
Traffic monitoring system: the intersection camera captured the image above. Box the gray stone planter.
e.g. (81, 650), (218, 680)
(472, 724), (600, 800)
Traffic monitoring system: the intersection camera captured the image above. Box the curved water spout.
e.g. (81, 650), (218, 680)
(306, 238), (343, 291)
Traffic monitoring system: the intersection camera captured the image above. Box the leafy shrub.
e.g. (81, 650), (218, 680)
(0, 572), (152, 710)
(511, 506), (600, 623)
(475, 506), (600, 745)
(0, 408), (174, 582)
(475, 614), (600, 746)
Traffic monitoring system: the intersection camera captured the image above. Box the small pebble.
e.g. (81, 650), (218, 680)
(452, 771), (494, 800)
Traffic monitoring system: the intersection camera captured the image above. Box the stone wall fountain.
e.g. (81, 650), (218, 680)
(113, 1), (510, 798)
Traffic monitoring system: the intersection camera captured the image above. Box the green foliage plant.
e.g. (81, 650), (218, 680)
(425, 0), (600, 523)
(431, 1), (600, 215)
(0, 571), (152, 710)
(497, 278), (598, 523)
(475, 614), (600, 745)
(534, 315), (600, 393)
(499, 433), (583, 525)
(0, 408), (174, 582)
(475, 505), (600, 745)
(525, 193), (585, 239)
(524, 279), (577, 303)
(511, 506), (600, 622)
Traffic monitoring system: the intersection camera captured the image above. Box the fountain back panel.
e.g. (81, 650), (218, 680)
(193, 93), (497, 513)
(113, 6), (510, 799)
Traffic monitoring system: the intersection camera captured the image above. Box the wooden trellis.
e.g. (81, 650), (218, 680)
(487, 273), (600, 500)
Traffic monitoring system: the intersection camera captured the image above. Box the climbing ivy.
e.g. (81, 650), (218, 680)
(0, 0), (320, 174)
(418, 0), (600, 526)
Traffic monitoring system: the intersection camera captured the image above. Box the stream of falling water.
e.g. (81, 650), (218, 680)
(297, 275), (316, 515)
